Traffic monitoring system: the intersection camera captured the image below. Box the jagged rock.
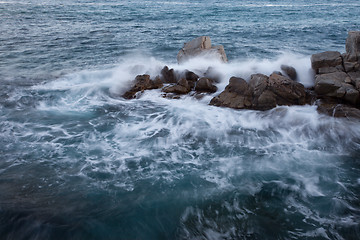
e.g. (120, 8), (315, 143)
(122, 74), (163, 99)
(210, 77), (252, 109)
(344, 31), (360, 62)
(163, 78), (191, 95)
(210, 73), (306, 111)
(195, 77), (217, 93)
(311, 51), (343, 73)
(281, 65), (297, 81)
(160, 66), (177, 83)
(177, 36), (228, 63)
(314, 72), (359, 105)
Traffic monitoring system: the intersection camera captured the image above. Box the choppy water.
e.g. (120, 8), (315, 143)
(1, 0), (360, 239)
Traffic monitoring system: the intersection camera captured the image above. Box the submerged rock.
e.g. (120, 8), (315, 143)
(316, 100), (360, 119)
(177, 36), (228, 63)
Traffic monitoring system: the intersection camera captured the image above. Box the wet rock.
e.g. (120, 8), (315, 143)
(184, 70), (199, 88)
(316, 100), (360, 119)
(344, 31), (360, 62)
(210, 77), (252, 109)
(122, 74), (163, 99)
(318, 65), (345, 74)
(210, 73), (306, 111)
(177, 36), (228, 63)
(163, 78), (191, 95)
(195, 77), (217, 93)
(348, 71), (360, 90)
(160, 66), (177, 83)
(280, 64), (297, 81)
(311, 51), (343, 73)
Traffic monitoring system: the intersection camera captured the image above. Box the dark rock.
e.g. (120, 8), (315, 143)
(122, 74), (163, 99)
(344, 31), (360, 62)
(280, 64), (297, 81)
(316, 100), (360, 119)
(160, 66), (177, 83)
(311, 51), (343, 73)
(195, 77), (217, 93)
(162, 78), (191, 95)
(314, 72), (359, 105)
(209, 77), (252, 109)
(177, 36), (227, 63)
(348, 71), (360, 90)
(185, 70), (199, 82)
(266, 73), (306, 106)
(210, 73), (306, 111)
(343, 61), (360, 73)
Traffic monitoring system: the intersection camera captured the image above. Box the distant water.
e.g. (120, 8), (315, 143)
(1, 0), (360, 239)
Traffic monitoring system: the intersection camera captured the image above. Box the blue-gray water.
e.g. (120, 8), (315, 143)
(1, 0), (360, 239)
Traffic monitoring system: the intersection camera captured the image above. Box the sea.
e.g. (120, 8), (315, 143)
(1, 0), (360, 239)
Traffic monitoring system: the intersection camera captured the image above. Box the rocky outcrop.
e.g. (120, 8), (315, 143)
(163, 78), (191, 95)
(177, 36), (228, 63)
(122, 75), (163, 99)
(311, 32), (360, 106)
(210, 73), (306, 110)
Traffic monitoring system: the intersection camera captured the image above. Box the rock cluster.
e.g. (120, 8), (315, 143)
(122, 33), (360, 118)
(311, 32), (360, 106)
(210, 73), (306, 110)
(177, 36), (228, 63)
(122, 65), (217, 99)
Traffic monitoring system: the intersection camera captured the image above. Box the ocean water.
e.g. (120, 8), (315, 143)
(1, 0), (360, 239)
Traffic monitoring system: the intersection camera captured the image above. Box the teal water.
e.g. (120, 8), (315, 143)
(1, 0), (360, 239)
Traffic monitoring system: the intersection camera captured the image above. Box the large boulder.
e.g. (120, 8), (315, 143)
(316, 100), (360, 119)
(177, 36), (228, 63)
(209, 77), (252, 109)
(314, 72), (359, 105)
(311, 51), (343, 74)
(123, 75), (163, 99)
(210, 73), (306, 111)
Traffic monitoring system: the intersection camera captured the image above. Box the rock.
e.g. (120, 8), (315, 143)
(348, 71), (360, 90)
(184, 70), (199, 88)
(311, 51), (343, 73)
(122, 74), (162, 99)
(344, 31), (360, 62)
(177, 36), (228, 63)
(210, 73), (306, 111)
(316, 100), (360, 119)
(280, 65), (297, 81)
(343, 61), (360, 73)
(266, 73), (306, 106)
(160, 66), (177, 83)
(318, 65), (345, 74)
(195, 77), (217, 93)
(314, 72), (359, 105)
(162, 78), (191, 95)
(209, 77), (252, 109)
